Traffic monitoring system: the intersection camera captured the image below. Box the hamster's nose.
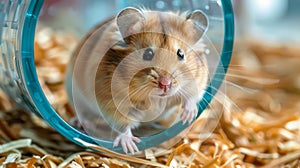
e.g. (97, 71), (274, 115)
(158, 76), (172, 91)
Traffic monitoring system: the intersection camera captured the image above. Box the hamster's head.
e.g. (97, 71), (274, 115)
(115, 7), (209, 100)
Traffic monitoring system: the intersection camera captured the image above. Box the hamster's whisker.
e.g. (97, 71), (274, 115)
(99, 85), (147, 117)
(99, 60), (144, 69)
(173, 93), (182, 103)
(210, 64), (250, 68)
(220, 80), (255, 94)
(148, 74), (158, 80)
(127, 84), (149, 99)
(202, 85), (242, 113)
(173, 67), (203, 78)
(111, 84), (149, 120)
(180, 61), (203, 68)
(176, 89), (187, 100)
(181, 77), (207, 81)
(212, 72), (279, 85)
(228, 64), (278, 69)
(211, 76), (257, 94)
(177, 88), (195, 102)
(93, 95), (123, 123)
(174, 68), (208, 79)
(170, 70), (177, 77)
(129, 85), (151, 99)
(177, 90), (189, 104)
(209, 64), (278, 73)
(198, 94), (220, 117)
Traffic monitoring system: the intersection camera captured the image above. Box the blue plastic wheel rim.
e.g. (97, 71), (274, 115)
(21, 0), (234, 153)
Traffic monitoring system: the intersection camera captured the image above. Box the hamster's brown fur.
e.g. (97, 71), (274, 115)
(68, 7), (209, 153)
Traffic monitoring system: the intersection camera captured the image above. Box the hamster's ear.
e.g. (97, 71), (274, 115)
(185, 10), (208, 42)
(117, 7), (144, 38)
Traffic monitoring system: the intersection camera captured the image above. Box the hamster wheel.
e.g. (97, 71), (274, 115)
(19, 0), (234, 153)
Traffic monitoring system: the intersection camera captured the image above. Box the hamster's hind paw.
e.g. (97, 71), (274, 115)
(181, 101), (198, 124)
(113, 128), (141, 154)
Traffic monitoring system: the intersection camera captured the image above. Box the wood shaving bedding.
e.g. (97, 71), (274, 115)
(0, 28), (300, 167)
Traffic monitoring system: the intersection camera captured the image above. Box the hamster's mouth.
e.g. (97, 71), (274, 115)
(150, 87), (177, 97)
(151, 90), (170, 97)
(159, 93), (167, 97)
(158, 89), (175, 97)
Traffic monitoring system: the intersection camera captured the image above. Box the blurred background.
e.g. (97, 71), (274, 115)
(38, 0), (300, 44)
(233, 0), (300, 44)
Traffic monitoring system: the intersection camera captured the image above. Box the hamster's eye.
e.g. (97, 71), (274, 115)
(177, 49), (184, 61)
(143, 48), (154, 61)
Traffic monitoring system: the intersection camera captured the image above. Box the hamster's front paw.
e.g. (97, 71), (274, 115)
(181, 101), (198, 124)
(113, 127), (141, 154)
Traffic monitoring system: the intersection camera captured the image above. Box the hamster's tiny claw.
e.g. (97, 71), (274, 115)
(113, 129), (141, 154)
(181, 102), (198, 125)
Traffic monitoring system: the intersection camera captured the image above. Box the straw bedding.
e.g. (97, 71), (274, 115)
(0, 28), (300, 167)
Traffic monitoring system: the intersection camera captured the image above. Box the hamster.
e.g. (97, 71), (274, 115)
(68, 7), (209, 154)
